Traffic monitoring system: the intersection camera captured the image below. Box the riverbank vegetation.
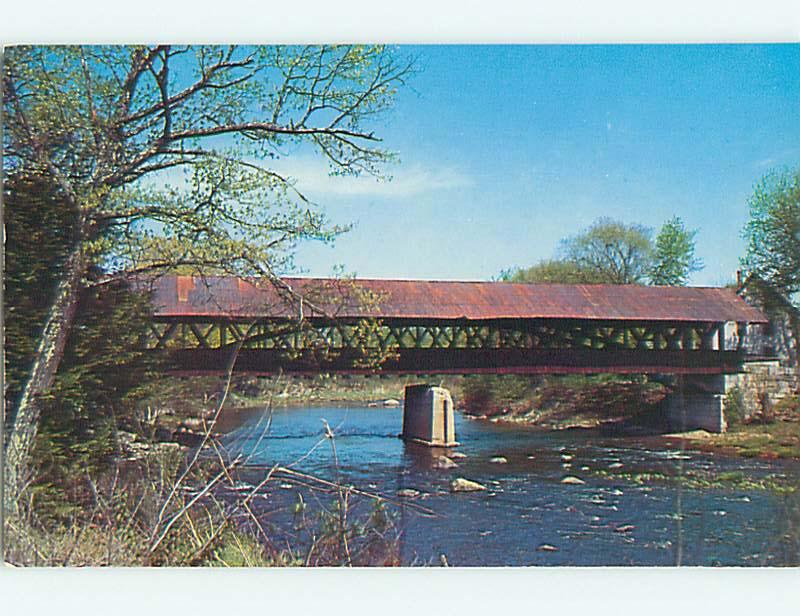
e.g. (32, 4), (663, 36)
(5, 433), (403, 566)
(589, 466), (797, 494)
(668, 394), (800, 460)
(459, 374), (667, 430)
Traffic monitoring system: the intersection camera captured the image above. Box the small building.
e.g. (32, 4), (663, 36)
(737, 273), (798, 367)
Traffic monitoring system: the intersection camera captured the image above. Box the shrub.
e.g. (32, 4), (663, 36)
(724, 386), (747, 426)
(774, 394), (800, 418)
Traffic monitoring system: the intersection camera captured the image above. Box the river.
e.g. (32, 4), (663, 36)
(220, 405), (799, 566)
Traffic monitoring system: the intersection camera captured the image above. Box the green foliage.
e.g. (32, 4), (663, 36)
(742, 167), (800, 307)
(30, 285), (163, 516)
(500, 259), (611, 284)
(4, 171), (162, 513)
(558, 217), (654, 284)
(3, 45), (414, 281)
(460, 375), (532, 416)
(774, 394), (800, 417)
(649, 217), (703, 286)
(590, 466), (796, 493)
(208, 530), (302, 567)
(3, 46), (414, 509)
(459, 372), (666, 424)
(3, 174), (77, 410)
(532, 375), (665, 421)
(290, 496), (400, 566)
(723, 386), (747, 426)
(503, 216), (707, 288)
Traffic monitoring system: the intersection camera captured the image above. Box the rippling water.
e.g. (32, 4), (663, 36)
(221, 405), (800, 566)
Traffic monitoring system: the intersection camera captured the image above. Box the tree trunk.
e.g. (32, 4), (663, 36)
(3, 244), (86, 516)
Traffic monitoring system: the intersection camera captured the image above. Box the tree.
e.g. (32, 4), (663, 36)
(558, 218), (654, 284)
(742, 167), (800, 306)
(499, 259), (611, 284)
(5, 171), (164, 519)
(3, 45), (414, 510)
(649, 217), (703, 286)
(3, 173), (77, 413)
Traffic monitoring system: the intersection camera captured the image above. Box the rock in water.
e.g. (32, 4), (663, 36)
(561, 476), (586, 485)
(615, 524), (636, 533)
(397, 488), (420, 498)
(434, 455), (459, 469)
(537, 544), (559, 552)
(450, 477), (487, 492)
(383, 398), (401, 407)
(489, 456), (508, 464)
(449, 451), (467, 459)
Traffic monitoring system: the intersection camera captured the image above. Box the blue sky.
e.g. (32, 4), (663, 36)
(285, 45), (800, 286)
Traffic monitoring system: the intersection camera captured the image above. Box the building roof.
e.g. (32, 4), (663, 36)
(146, 275), (768, 323)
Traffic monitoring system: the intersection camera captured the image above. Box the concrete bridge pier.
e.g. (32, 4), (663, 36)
(401, 385), (458, 447)
(665, 374), (731, 433)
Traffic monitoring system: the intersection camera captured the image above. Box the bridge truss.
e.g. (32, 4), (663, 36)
(147, 315), (747, 375)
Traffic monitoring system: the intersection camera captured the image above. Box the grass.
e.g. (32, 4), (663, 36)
(680, 417), (800, 460)
(590, 467), (797, 494)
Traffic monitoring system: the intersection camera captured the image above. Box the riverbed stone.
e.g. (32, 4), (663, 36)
(397, 488), (421, 498)
(561, 476), (586, 485)
(489, 456), (508, 464)
(537, 544), (559, 552)
(449, 451), (467, 459)
(434, 455), (459, 469)
(450, 477), (487, 492)
(181, 417), (207, 431)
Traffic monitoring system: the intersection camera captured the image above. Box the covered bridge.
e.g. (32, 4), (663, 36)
(144, 275), (767, 375)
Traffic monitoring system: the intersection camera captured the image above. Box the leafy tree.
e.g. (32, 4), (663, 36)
(4, 172), (162, 517)
(3, 173), (77, 412)
(499, 259), (611, 284)
(558, 217), (653, 284)
(649, 216), (703, 286)
(742, 167), (800, 306)
(3, 45), (414, 509)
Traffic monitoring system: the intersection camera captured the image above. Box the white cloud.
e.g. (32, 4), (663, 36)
(268, 156), (473, 199)
(133, 154), (473, 201)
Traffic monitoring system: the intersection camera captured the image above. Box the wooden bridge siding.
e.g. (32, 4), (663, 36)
(142, 315), (747, 375)
(145, 316), (728, 353)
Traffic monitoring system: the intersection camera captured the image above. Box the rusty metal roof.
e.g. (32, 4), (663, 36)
(146, 275), (768, 323)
